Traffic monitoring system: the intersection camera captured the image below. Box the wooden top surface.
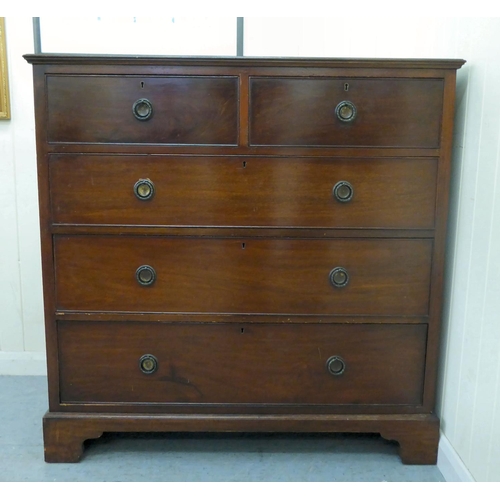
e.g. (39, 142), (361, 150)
(23, 53), (466, 69)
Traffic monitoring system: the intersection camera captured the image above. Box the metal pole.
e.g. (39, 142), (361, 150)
(237, 17), (244, 56)
(33, 17), (41, 53)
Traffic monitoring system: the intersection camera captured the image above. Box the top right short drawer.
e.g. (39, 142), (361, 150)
(249, 77), (444, 148)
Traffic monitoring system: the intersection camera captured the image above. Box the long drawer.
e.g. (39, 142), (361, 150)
(54, 236), (433, 315)
(46, 75), (239, 145)
(50, 155), (438, 229)
(58, 322), (427, 406)
(250, 77), (444, 148)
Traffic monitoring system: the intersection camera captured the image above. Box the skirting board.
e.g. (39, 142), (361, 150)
(438, 432), (475, 482)
(0, 351), (47, 376)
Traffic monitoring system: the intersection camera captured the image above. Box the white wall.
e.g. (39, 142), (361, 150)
(1, 16), (500, 481)
(244, 17), (460, 58)
(39, 17), (237, 55)
(437, 18), (500, 483)
(0, 17), (45, 374)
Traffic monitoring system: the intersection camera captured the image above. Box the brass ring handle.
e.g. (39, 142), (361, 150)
(132, 98), (153, 121)
(335, 100), (356, 122)
(333, 181), (354, 203)
(136, 265), (156, 286)
(134, 179), (155, 201)
(139, 354), (158, 375)
(329, 267), (349, 288)
(326, 356), (346, 376)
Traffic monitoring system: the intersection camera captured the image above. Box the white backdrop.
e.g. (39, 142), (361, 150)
(1, 16), (499, 481)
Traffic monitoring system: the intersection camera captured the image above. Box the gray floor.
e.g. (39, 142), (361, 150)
(0, 376), (444, 481)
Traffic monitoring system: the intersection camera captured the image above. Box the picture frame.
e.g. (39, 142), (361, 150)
(0, 18), (11, 120)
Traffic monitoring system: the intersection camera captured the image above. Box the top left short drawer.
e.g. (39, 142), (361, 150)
(46, 75), (239, 145)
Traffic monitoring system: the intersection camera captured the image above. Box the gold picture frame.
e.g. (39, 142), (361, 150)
(0, 18), (11, 120)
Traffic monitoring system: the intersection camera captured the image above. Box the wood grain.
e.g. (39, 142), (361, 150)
(46, 75), (238, 145)
(50, 155), (438, 229)
(42, 411), (439, 464)
(54, 236), (433, 315)
(250, 77), (444, 147)
(58, 322), (427, 406)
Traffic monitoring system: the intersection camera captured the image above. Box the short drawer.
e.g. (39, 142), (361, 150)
(58, 322), (427, 406)
(50, 155), (437, 229)
(250, 77), (444, 148)
(54, 236), (433, 316)
(46, 75), (238, 145)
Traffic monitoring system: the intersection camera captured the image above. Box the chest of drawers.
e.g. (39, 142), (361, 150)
(25, 54), (465, 464)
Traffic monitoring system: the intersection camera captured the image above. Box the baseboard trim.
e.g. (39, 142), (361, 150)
(438, 432), (475, 481)
(0, 351), (47, 376)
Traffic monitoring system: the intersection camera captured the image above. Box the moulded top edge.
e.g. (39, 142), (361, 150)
(23, 53), (466, 70)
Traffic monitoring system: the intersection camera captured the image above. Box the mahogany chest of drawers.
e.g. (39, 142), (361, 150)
(25, 54), (465, 463)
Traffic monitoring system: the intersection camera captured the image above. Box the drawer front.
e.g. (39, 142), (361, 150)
(50, 155), (437, 229)
(250, 77), (443, 148)
(46, 75), (238, 145)
(54, 236), (432, 316)
(58, 322), (427, 406)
